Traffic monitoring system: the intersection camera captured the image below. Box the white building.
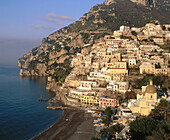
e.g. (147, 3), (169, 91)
(120, 25), (130, 32)
(87, 72), (112, 82)
(139, 45), (160, 52)
(101, 67), (108, 74)
(107, 81), (129, 93)
(81, 81), (97, 88)
(128, 58), (136, 65)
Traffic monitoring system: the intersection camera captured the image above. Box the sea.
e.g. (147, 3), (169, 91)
(0, 66), (63, 140)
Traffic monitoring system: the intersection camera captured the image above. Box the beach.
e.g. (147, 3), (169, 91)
(33, 109), (96, 140)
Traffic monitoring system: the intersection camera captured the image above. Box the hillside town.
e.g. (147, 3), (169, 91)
(47, 23), (170, 139)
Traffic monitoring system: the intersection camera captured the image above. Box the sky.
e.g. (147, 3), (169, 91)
(0, 0), (104, 66)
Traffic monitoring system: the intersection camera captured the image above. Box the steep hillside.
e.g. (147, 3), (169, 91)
(56, 0), (170, 33)
(18, 0), (170, 80)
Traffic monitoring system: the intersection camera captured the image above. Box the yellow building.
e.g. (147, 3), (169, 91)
(102, 53), (121, 62)
(155, 67), (168, 75)
(107, 61), (127, 69)
(140, 62), (168, 75)
(106, 68), (128, 76)
(130, 80), (159, 116)
(97, 51), (106, 57)
(65, 79), (81, 87)
(80, 94), (99, 106)
(112, 74), (125, 81)
(139, 62), (155, 74)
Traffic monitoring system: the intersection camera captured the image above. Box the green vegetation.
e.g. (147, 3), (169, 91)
(72, 47), (81, 55)
(160, 40), (170, 51)
(64, 46), (70, 52)
(80, 33), (91, 44)
(49, 58), (72, 83)
(99, 124), (124, 139)
(117, 95), (128, 105)
(31, 47), (39, 56)
(66, 0), (170, 34)
(92, 5), (99, 11)
(133, 75), (169, 89)
(52, 67), (72, 83)
(149, 99), (169, 120)
(28, 60), (38, 71)
(131, 31), (137, 36)
(104, 107), (112, 126)
(130, 117), (158, 139)
(48, 58), (71, 70)
(44, 37), (55, 44)
(93, 32), (110, 40)
(125, 91), (136, 99)
(162, 25), (166, 30)
(95, 101), (169, 140)
(120, 35), (133, 40)
(130, 99), (170, 140)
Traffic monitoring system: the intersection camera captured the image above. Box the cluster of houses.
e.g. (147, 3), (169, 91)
(47, 23), (169, 121)
(46, 23), (170, 139)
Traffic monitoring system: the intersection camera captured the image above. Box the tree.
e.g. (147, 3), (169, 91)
(146, 121), (169, 140)
(105, 107), (112, 126)
(99, 124), (124, 140)
(130, 117), (158, 140)
(125, 91), (136, 99)
(108, 124), (124, 135)
(149, 99), (169, 120)
(117, 95), (128, 105)
(131, 31), (137, 36)
(130, 100), (170, 140)
(162, 25), (166, 31)
(100, 128), (108, 138)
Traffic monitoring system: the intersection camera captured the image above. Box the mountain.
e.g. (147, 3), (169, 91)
(18, 0), (170, 79)
(55, 0), (170, 33)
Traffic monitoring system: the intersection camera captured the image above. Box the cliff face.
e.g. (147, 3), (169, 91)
(18, 0), (170, 78)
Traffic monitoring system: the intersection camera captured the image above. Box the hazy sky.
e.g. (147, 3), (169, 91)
(0, 0), (104, 66)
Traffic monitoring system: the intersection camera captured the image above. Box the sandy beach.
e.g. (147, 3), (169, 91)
(33, 109), (96, 140)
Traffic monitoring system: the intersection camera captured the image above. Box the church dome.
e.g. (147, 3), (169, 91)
(145, 80), (157, 93)
(145, 85), (157, 93)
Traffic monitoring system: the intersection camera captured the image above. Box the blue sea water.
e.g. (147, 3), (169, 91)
(0, 66), (63, 140)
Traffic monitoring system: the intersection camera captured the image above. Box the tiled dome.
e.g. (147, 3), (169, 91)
(145, 80), (156, 93)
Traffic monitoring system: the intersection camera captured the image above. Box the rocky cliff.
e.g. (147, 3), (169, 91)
(18, 0), (170, 80)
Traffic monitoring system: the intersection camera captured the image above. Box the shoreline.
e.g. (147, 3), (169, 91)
(33, 108), (96, 140)
(31, 109), (65, 140)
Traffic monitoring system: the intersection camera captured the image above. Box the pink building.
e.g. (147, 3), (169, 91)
(99, 96), (119, 108)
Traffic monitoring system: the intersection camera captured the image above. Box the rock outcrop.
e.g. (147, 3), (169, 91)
(18, 0), (170, 93)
